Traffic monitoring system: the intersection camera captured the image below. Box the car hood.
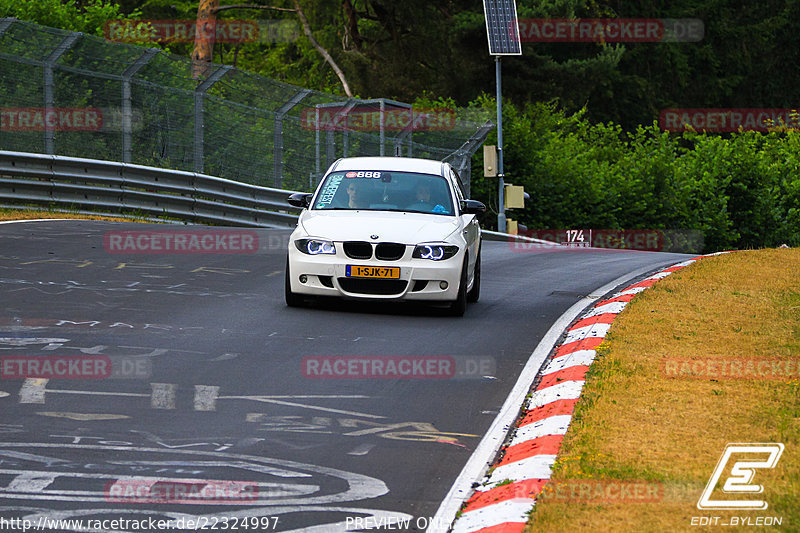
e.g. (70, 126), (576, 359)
(299, 210), (460, 243)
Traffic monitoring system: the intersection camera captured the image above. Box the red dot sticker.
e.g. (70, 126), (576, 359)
(345, 172), (357, 178)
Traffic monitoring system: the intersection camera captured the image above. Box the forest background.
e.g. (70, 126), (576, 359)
(2, 0), (798, 251)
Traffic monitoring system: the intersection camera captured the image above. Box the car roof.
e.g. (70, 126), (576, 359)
(329, 156), (447, 176)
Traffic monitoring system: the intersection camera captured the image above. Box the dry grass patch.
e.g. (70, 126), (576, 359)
(0, 208), (146, 223)
(525, 249), (799, 532)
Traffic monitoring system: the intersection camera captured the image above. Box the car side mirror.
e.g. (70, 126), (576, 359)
(288, 193), (313, 208)
(461, 199), (486, 215)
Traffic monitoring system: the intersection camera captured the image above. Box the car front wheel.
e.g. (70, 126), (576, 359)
(467, 248), (480, 303)
(447, 256), (469, 317)
(285, 257), (303, 307)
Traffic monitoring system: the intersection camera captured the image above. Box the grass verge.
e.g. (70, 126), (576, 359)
(524, 248), (799, 532)
(0, 208), (151, 223)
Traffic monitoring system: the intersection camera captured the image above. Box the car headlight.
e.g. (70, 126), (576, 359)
(413, 244), (459, 261)
(295, 238), (336, 255)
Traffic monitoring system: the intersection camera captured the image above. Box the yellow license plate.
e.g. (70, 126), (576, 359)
(346, 265), (400, 279)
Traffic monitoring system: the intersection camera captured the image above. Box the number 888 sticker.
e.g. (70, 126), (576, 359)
(345, 171), (382, 178)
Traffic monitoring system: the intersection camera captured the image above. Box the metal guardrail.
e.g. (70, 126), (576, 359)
(0, 151), (301, 227)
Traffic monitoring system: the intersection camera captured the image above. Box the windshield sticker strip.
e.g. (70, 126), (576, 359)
(316, 174), (343, 208)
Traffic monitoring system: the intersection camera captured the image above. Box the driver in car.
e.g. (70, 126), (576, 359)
(345, 180), (370, 209)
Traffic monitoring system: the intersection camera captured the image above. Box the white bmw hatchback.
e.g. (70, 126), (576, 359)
(285, 156), (485, 316)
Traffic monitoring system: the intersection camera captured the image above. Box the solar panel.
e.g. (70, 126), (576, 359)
(483, 0), (522, 55)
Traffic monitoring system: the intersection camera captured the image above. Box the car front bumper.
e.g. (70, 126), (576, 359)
(287, 244), (464, 301)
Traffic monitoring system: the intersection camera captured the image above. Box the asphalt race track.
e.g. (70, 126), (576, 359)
(0, 220), (690, 532)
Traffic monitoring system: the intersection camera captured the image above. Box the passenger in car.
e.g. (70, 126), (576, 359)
(406, 182), (434, 212)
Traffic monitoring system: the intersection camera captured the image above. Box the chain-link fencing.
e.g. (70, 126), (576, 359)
(0, 18), (492, 194)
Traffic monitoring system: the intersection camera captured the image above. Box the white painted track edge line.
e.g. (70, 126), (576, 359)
(0, 219), (75, 224)
(427, 261), (683, 533)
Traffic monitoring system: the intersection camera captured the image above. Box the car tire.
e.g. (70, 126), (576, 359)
(285, 257), (303, 308)
(467, 247), (481, 303)
(448, 256), (468, 317)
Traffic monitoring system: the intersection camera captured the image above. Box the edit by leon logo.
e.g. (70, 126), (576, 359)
(698, 443), (784, 510)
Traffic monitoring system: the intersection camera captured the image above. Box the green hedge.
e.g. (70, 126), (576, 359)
(469, 98), (800, 252)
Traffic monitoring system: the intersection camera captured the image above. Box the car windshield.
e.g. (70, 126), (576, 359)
(312, 171), (455, 215)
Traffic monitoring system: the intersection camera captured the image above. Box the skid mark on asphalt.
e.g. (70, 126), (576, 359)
(36, 412), (130, 421)
(246, 415), (478, 445)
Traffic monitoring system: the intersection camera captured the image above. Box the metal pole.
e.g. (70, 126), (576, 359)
(315, 106), (320, 180)
(496, 56), (506, 233)
(121, 49), (157, 163)
(379, 99), (385, 156)
(333, 101), (356, 161)
(273, 88), (311, 188)
(43, 33), (79, 155)
(194, 65), (231, 173)
(326, 128), (335, 167)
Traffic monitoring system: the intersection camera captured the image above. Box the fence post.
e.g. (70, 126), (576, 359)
(273, 88), (311, 188)
(0, 18), (14, 36)
(194, 65), (231, 173)
(121, 49), (157, 163)
(314, 106), (320, 182)
(379, 99), (385, 156)
(0, 19), (12, 150)
(43, 32), (79, 155)
(444, 120), (495, 198)
(394, 119), (414, 158)
(335, 101), (357, 158)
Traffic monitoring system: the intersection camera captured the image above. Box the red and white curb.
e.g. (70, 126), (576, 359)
(444, 255), (724, 533)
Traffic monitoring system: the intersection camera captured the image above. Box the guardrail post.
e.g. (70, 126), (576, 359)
(43, 32), (79, 155)
(273, 88), (311, 188)
(194, 65), (231, 173)
(121, 49), (157, 163)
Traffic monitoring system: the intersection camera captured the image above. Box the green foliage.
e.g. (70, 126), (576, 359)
(4, 0), (799, 252)
(0, 0), (139, 36)
(4, 0), (800, 130)
(470, 98), (800, 252)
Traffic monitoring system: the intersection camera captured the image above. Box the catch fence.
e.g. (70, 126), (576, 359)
(0, 18), (491, 195)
